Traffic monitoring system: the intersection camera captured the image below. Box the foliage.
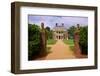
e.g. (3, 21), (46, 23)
(28, 24), (41, 60)
(63, 39), (74, 51)
(63, 39), (74, 46)
(45, 26), (50, 31)
(79, 26), (88, 55)
(68, 26), (76, 39)
(45, 26), (53, 39)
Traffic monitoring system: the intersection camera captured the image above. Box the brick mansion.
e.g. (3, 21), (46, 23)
(53, 23), (68, 40)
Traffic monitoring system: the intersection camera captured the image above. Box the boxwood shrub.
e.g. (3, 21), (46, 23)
(28, 24), (41, 60)
(79, 26), (88, 55)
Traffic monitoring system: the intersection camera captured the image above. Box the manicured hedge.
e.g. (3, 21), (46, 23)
(28, 24), (41, 60)
(79, 26), (88, 55)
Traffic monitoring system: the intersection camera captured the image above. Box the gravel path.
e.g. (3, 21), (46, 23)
(37, 40), (76, 60)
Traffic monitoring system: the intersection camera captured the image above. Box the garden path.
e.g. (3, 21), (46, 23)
(45, 40), (75, 59)
(37, 40), (76, 60)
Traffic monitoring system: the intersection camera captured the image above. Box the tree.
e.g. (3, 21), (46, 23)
(28, 24), (41, 60)
(45, 26), (50, 31)
(45, 26), (53, 40)
(79, 26), (88, 55)
(68, 26), (76, 39)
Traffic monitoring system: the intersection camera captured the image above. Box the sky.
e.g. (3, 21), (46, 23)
(28, 15), (88, 29)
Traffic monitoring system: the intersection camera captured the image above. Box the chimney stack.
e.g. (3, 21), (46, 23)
(62, 23), (64, 26)
(56, 23), (58, 27)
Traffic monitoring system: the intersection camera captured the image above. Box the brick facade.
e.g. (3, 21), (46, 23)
(53, 23), (68, 40)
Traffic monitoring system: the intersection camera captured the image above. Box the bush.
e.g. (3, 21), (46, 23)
(45, 26), (53, 40)
(68, 26), (76, 39)
(28, 24), (41, 60)
(79, 26), (88, 55)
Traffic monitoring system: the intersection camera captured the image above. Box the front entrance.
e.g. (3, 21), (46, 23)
(56, 36), (64, 40)
(59, 36), (60, 39)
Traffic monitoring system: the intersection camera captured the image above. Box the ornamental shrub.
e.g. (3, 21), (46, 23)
(28, 24), (41, 60)
(79, 26), (88, 55)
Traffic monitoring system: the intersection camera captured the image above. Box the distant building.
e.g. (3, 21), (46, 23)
(53, 23), (68, 40)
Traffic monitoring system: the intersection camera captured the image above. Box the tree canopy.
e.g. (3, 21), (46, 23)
(68, 26), (76, 39)
(45, 26), (53, 40)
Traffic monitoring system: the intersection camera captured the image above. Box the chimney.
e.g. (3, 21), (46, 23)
(62, 23), (64, 26)
(56, 23), (58, 27)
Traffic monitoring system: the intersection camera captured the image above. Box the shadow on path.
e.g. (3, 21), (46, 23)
(36, 40), (76, 60)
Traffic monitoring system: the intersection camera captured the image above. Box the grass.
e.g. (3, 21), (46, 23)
(63, 39), (74, 51)
(46, 47), (52, 53)
(47, 39), (57, 45)
(63, 39), (74, 46)
(46, 39), (57, 55)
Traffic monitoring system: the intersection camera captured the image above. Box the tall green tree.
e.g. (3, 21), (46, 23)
(45, 26), (50, 31)
(45, 26), (53, 40)
(68, 26), (76, 39)
(28, 24), (41, 60)
(79, 26), (88, 55)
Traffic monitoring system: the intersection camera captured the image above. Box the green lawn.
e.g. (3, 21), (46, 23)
(63, 39), (74, 46)
(47, 39), (57, 45)
(63, 39), (74, 51)
(47, 39), (57, 53)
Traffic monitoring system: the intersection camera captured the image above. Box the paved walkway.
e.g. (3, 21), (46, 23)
(37, 40), (76, 60)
